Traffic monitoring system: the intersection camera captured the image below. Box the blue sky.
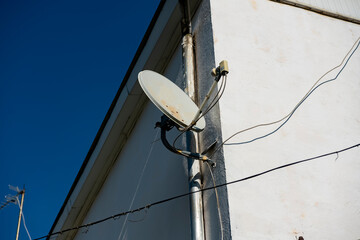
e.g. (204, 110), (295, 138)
(0, 0), (160, 239)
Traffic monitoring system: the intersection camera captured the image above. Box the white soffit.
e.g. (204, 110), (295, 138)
(286, 0), (360, 21)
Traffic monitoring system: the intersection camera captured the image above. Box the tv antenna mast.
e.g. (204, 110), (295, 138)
(3, 185), (26, 240)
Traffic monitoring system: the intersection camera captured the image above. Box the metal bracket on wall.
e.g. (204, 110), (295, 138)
(155, 115), (216, 167)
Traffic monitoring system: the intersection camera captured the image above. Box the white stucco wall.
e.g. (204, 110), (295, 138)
(210, 0), (360, 239)
(73, 46), (193, 240)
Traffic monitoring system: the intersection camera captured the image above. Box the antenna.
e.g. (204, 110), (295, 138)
(138, 61), (229, 166)
(9, 185), (20, 193)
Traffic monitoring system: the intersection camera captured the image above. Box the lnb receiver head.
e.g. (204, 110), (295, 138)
(211, 60), (229, 78)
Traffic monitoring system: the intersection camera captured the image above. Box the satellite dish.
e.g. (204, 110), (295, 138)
(138, 70), (206, 132)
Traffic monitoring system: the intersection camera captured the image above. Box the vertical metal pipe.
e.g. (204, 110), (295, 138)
(182, 33), (205, 240)
(15, 190), (25, 240)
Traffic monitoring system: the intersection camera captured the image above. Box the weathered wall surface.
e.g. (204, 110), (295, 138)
(210, 0), (360, 239)
(192, 0), (232, 239)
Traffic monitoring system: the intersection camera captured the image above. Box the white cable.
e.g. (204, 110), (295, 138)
(211, 37), (360, 154)
(16, 196), (32, 240)
(206, 162), (224, 240)
(117, 129), (160, 240)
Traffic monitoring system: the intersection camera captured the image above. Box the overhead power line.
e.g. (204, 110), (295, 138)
(34, 143), (360, 240)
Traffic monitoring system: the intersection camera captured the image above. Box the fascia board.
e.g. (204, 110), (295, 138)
(48, 0), (183, 238)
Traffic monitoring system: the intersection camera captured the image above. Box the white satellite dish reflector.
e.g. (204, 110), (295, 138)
(138, 70), (206, 132)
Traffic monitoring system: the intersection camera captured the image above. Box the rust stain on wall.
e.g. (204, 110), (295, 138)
(276, 50), (287, 63)
(250, 0), (258, 10)
(259, 46), (270, 53)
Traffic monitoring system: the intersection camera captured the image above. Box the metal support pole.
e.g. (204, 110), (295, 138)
(182, 33), (205, 240)
(15, 189), (25, 240)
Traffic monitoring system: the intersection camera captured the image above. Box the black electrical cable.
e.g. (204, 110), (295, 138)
(198, 74), (227, 119)
(39, 39), (358, 239)
(172, 75), (227, 150)
(34, 143), (360, 240)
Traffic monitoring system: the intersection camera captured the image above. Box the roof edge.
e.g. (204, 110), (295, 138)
(47, 0), (166, 237)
